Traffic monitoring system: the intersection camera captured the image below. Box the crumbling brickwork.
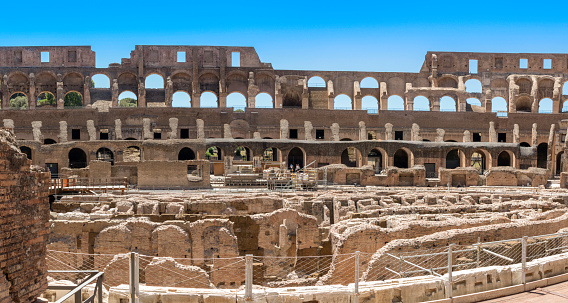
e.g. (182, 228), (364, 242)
(0, 129), (49, 303)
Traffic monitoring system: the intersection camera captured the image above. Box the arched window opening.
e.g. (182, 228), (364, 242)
(341, 147), (359, 167)
(263, 148), (279, 161)
(255, 93), (273, 108)
(520, 142), (531, 147)
(368, 149), (383, 173)
(537, 143), (548, 169)
(307, 76), (326, 88)
(538, 98), (553, 113)
(393, 149), (409, 168)
(205, 146), (222, 160)
(562, 101), (568, 113)
(233, 146), (251, 161)
(96, 147), (114, 165)
(145, 74), (164, 89)
(497, 151), (511, 167)
(470, 151), (486, 174)
(43, 139), (57, 145)
(516, 78), (532, 95)
(556, 152), (564, 175)
(446, 149), (461, 169)
(360, 77), (379, 88)
(282, 92), (301, 108)
(37, 92), (56, 107)
(178, 147), (196, 160)
(91, 74), (110, 88)
(334, 94), (352, 110)
(465, 79), (482, 93)
(64, 92), (83, 108)
(387, 96), (404, 110)
(361, 96), (378, 112)
(118, 91), (138, 107)
(288, 147), (304, 169)
(563, 81), (568, 96)
(172, 91), (191, 107)
(9, 93), (28, 110)
(467, 98), (481, 107)
(414, 96), (429, 111)
(516, 97), (532, 112)
(492, 97), (508, 113)
(19, 146), (32, 160)
(68, 148), (87, 168)
(201, 92), (218, 108)
(227, 92), (246, 110)
(123, 146), (141, 162)
(440, 96), (456, 112)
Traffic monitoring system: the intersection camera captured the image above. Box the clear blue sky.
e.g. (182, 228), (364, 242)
(1, 0), (567, 111)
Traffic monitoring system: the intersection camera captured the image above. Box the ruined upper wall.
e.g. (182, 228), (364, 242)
(120, 45), (271, 69)
(0, 46), (95, 68)
(426, 51), (568, 75)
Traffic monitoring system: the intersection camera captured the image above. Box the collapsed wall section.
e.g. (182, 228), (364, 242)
(0, 129), (50, 303)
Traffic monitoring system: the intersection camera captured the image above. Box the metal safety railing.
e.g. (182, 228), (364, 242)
(46, 270), (104, 303)
(46, 231), (568, 301)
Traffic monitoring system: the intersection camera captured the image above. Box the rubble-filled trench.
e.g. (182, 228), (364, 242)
(46, 187), (568, 292)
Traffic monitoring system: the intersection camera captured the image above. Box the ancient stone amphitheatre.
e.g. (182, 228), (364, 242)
(2, 45), (568, 302)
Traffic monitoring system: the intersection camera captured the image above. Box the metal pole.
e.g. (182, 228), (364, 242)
(97, 273), (104, 303)
(245, 254), (253, 301)
(447, 244), (453, 299)
(354, 251), (360, 303)
(129, 252), (139, 303)
(522, 236), (527, 285)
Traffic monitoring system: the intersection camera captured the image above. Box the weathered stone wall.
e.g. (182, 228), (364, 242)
(0, 129), (49, 303)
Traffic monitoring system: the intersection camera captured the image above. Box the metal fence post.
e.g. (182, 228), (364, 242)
(447, 244), (453, 299)
(129, 252), (139, 303)
(245, 254), (253, 301)
(354, 251), (360, 303)
(522, 236), (527, 285)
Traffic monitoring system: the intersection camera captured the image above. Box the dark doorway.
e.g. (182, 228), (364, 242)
(497, 151), (511, 166)
(178, 147), (196, 160)
(68, 148), (87, 168)
(288, 147), (304, 168)
(341, 148), (357, 167)
(446, 149), (460, 169)
(537, 143), (548, 169)
(393, 149), (409, 168)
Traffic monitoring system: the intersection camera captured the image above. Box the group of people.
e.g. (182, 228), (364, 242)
(289, 164), (302, 172)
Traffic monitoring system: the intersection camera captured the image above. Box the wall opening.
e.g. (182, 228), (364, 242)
(255, 93), (273, 108)
(543, 59), (552, 69)
(497, 151), (511, 167)
(200, 92), (218, 108)
(64, 92), (83, 108)
(178, 147), (196, 160)
(41, 52), (50, 63)
(307, 76), (326, 87)
(413, 96), (429, 111)
(334, 94), (352, 110)
(387, 96), (404, 110)
(172, 91), (191, 107)
(446, 149), (461, 169)
(520, 58), (528, 69)
(288, 147), (304, 169)
(118, 91), (138, 107)
(393, 149), (409, 168)
(96, 147), (114, 165)
(177, 51), (186, 63)
(537, 143), (548, 168)
(232, 52), (240, 67)
(469, 60), (478, 74)
(360, 77), (379, 88)
(68, 148), (87, 168)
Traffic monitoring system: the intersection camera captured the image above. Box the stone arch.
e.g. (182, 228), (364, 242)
(233, 146), (252, 161)
(368, 148), (385, 173)
(563, 100), (568, 113)
(438, 77), (458, 88)
(92, 74), (111, 88)
(440, 96), (456, 111)
(172, 91), (191, 107)
(520, 142), (531, 147)
(287, 147), (305, 169)
(361, 96), (378, 111)
(516, 78), (532, 95)
(255, 93), (273, 108)
(36, 72), (57, 95)
(226, 72), (248, 96)
(200, 91), (218, 108)
(556, 151), (564, 175)
(145, 73), (164, 89)
(445, 149), (463, 169)
(64, 91), (83, 108)
(538, 98), (553, 113)
(205, 146), (223, 160)
(308, 76), (326, 87)
(68, 148), (87, 168)
(63, 72), (84, 93)
(178, 147), (196, 160)
(471, 149), (490, 173)
(393, 148), (411, 168)
(387, 95), (404, 110)
(36, 91), (56, 107)
(537, 78), (554, 100)
(282, 91), (302, 108)
(413, 96), (430, 111)
(118, 91), (138, 107)
(465, 79), (482, 93)
(255, 73), (275, 96)
(117, 72), (138, 94)
(263, 147), (280, 161)
(171, 72), (192, 94)
(19, 146), (32, 160)
(7, 72), (29, 93)
(96, 147), (114, 165)
(516, 96), (532, 112)
(360, 77), (379, 88)
(227, 92), (247, 110)
(8, 92), (28, 110)
(43, 138), (57, 145)
(199, 73), (220, 95)
(334, 94), (352, 110)
(341, 147), (361, 167)
(491, 97), (508, 112)
(497, 151), (512, 167)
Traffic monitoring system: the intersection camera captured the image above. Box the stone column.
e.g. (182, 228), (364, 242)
(111, 79), (119, 107)
(430, 96), (440, 111)
(253, 132), (261, 139)
(411, 123), (422, 141)
(463, 130), (471, 142)
(84, 75), (91, 106)
(168, 118), (178, 139)
(143, 118), (152, 140)
(547, 124), (556, 172)
(218, 92), (227, 108)
(31, 121), (42, 142)
(379, 82), (388, 111)
(435, 128), (445, 142)
(532, 123), (538, 147)
(531, 76), (538, 113)
(2, 119), (14, 129)
(196, 119), (205, 139)
(304, 121), (313, 140)
(489, 122), (497, 143)
(56, 82), (64, 109)
(114, 119), (122, 140)
(223, 124), (232, 139)
(331, 123), (340, 141)
(87, 120), (96, 141)
(28, 73), (36, 109)
(137, 80), (146, 108)
(1, 74), (9, 109)
(58, 121), (68, 143)
(359, 121), (367, 140)
(280, 119), (289, 139)
(192, 93), (201, 108)
(513, 124), (520, 144)
(385, 123), (393, 140)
